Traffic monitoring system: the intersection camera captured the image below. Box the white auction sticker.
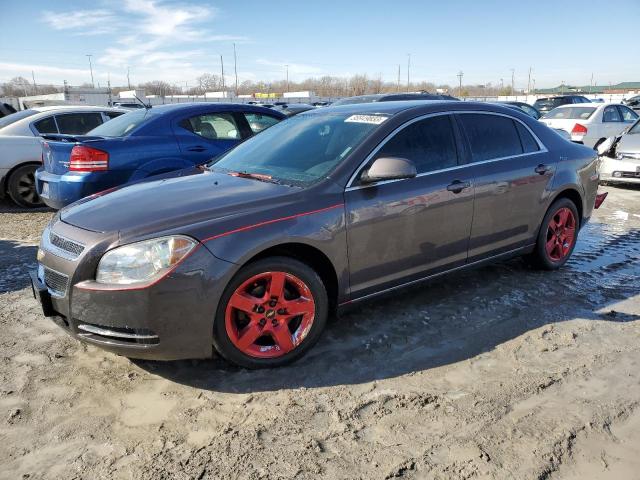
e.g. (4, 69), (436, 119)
(345, 114), (388, 125)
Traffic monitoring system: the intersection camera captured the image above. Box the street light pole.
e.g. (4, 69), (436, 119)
(233, 43), (239, 97)
(510, 68), (515, 96)
(127, 66), (131, 90)
(285, 64), (289, 92)
(406, 54), (411, 92)
(457, 71), (463, 97)
(220, 55), (225, 90)
(86, 54), (94, 88)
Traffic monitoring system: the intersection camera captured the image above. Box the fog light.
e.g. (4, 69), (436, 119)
(613, 171), (622, 178)
(37, 248), (45, 262)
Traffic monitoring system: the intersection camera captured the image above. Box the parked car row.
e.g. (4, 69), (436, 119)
(30, 99), (605, 368)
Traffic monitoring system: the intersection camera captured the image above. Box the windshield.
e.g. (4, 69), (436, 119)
(543, 107), (596, 120)
(0, 109), (38, 129)
(87, 108), (157, 137)
(210, 112), (387, 185)
(332, 95), (381, 106)
(534, 98), (567, 110)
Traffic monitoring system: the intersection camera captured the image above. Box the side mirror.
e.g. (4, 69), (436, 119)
(361, 157), (417, 184)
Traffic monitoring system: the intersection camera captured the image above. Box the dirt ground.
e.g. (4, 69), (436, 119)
(1, 185), (639, 480)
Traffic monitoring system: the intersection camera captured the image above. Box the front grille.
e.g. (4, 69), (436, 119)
(617, 171), (640, 179)
(44, 267), (69, 296)
(77, 322), (159, 345)
(49, 232), (84, 258)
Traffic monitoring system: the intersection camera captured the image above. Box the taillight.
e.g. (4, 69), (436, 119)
(571, 123), (588, 137)
(69, 146), (109, 172)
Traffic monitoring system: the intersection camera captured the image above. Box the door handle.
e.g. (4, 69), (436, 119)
(535, 164), (551, 175)
(446, 180), (471, 193)
(188, 146), (207, 152)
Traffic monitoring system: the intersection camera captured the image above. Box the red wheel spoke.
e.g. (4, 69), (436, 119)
(284, 297), (314, 317)
(271, 325), (295, 353)
(557, 209), (570, 227)
(236, 323), (262, 350)
(228, 292), (257, 314)
(268, 272), (286, 299)
(545, 237), (556, 256)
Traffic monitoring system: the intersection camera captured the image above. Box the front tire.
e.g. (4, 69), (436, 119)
(7, 164), (43, 208)
(529, 198), (579, 270)
(213, 256), (328, 369)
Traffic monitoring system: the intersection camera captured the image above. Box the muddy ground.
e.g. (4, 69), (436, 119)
(1, 186), (639, 480)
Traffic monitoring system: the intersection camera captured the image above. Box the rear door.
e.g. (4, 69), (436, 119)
(345, 113), (475, 297)
(457, 112), (555, 260)
(174, 111), (244, 164)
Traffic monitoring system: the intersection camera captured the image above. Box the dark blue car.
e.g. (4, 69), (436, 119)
(36, 103), (285, 209)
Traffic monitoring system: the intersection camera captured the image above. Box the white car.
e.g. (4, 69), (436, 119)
(540, 103), (638, 149)
(599, 120), (640, 185)
(0, 106), (125, 207)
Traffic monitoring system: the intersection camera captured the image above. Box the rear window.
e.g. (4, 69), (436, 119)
(87, 108), (157, 137)
(0, 109), (38, 129)
(460, 113), (523, 162)
(55, 112), (103, 134)
(533, 98), (568, 110)
(542, 107), (596, 120)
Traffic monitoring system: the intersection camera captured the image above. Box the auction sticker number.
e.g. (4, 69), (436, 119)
(345, 115), (388, 125)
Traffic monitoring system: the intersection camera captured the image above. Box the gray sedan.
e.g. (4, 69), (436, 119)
(32, 101), (604, 368)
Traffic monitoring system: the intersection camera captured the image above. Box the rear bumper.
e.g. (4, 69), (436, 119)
(35, 168), (115, 209)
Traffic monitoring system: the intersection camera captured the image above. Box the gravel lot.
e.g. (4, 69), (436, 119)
(1, 186), (639, 480)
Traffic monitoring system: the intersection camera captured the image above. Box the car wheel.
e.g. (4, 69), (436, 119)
(213, 256), (328, 369)
(529, 198), (579, 270)
(7, 164), (43, 208)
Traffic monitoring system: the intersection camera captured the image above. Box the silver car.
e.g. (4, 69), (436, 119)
(599, 119), (640, 185)
(0, 106), (125, 207)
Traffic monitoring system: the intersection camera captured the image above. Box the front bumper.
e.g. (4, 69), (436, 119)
(600, 155), (640, 185)
(34, 222), (238, 360)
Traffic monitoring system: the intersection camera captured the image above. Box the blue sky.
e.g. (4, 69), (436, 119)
(1, 0), (639, 89)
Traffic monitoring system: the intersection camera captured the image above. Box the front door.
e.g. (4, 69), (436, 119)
(345, 114), (475, 298)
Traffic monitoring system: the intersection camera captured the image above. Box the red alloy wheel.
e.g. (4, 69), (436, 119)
(545, 207), (577, 262)
(224, 271), (316, 358)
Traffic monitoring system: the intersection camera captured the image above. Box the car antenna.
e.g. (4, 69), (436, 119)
(134, 94), (151, 109)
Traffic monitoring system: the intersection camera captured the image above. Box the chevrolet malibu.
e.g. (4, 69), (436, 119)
(32, 101), (605, 369)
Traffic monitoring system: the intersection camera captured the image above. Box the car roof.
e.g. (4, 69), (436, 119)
(142, 102), (285, 117)
(302, 100), (521, 117)
(551, 102), (615, 109)
(31, 105), (124, 112)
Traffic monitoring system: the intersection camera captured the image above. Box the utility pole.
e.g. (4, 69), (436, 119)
(500, 78), (504, 90)
(31, 70), (37, 95)
(107, 75), (112, 106)
(510, 68), (515, 96)
(589, 72), (594, 94)
(233, 43), (239, 97)
(220, 55), (225, 89)
(406, 54), (411, 92)
(457, 71), (464, 97)
(86, 54), (94, 88)
(527, 66), (532, 94)
(285, 64), (289, 92)
(127, 67), (131, 90)
(397, 64), (401, 92)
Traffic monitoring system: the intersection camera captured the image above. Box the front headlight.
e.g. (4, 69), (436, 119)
(96, 235), (198, 285)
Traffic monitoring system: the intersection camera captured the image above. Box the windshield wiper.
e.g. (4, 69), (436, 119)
(227, 171), (277, 183)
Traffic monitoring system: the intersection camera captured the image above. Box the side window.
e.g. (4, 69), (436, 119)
(180, 113), (240, 140)
(33, 116), (58, 134)
(460, 114), (523, 162)
(375, 115), (458, 174)
(602, 106), (622, 123)
(618, 106), (639, 122)
(515, 122), (540, 153)
(55, 113), (103, 134)
(243, 113), (280, 134)
(104, 111), (124, 120)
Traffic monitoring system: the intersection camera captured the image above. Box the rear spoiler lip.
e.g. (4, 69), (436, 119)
(40, 133), (105, 143)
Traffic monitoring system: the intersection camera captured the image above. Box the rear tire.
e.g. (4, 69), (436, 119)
(529, 198), (579, 270)
(7, 164), (43, 208)
(213, 256), (328, 369)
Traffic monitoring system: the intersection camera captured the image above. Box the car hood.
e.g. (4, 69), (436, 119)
(60, 168), (298, 238)
(617, 133), (640, 154)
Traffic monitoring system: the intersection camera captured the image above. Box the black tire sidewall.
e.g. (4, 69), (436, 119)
(7, 164), (42, 208)
(534, 198), (579, 270)
(213, 256), (328, 369)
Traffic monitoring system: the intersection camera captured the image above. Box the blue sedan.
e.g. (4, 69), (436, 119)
(36, 103), (285, 209)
